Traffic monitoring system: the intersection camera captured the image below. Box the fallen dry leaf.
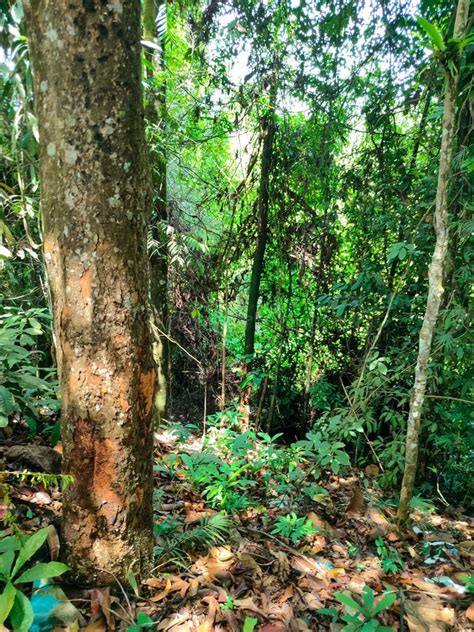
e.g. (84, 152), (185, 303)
(150, 578), (172, 602)
(466, 601), (474, 622)
(405, 594), (455, 631)
(197, 596), (219, 632)
(365, 464), (380, 477)
(278, 585), (294, 604)
(458, 540), (474, 558)
(346, 484), (364, 516)
(302, 592), (324, 610)
(82, 614), (107, 631)
(47, 524), (60, 560)
(365, 505), (391, 539)
(233, 596), (267, 617)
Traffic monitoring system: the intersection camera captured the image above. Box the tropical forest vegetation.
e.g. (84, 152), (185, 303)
(0, 0), (473, 629)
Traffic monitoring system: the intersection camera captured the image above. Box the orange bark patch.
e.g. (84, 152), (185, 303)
(117, 373), (131, 413)
(43, 238), (53, 254)
(80, 267), (93, 301)
(87, 370), (106, 396)
(68, 369), (80, 398)
(61, 304), (73, 323)
(95, 241), (112, 255)
(94, 439), (123, 519)
(113, 334), (127, 347)
(139, 369), (156, 415)
(133, 291), (139, 303)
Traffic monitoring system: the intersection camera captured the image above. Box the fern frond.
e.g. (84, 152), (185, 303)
(156, 513), (232, 564)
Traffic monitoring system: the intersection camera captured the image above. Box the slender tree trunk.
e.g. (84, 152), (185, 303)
(397, 0), (470, 524)
(240, 98), (276, 425)
(25, 0), (155, 583)
(144, 0), (169, 422)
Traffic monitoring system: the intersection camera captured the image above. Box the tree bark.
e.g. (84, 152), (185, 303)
(25, 0), (155, 583)
(397, 0), (470, 524)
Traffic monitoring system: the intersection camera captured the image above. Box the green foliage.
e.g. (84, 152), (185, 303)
(0, 527), (69, 631)
(459, 574), (474, 593)
(154, 513), (232, 565)
(243, 617), (258, 632)
(0, 308), (58, 429)
(126, 611), (155, 631)
(334, 585), (397, 631)
(220, 594), (235, 611)
(416, 17), (445, 51)
(179, 452), (256, 512)
(375, 537), (404, 575)
(271, 512), (317, 544)
(295, 432), (351, 475)
(172, 421), (338, 515)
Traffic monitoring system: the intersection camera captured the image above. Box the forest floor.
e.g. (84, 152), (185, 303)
(1, 426), (473, 632)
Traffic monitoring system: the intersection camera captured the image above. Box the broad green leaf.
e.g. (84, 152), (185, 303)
(417, 17), (445, 51)
(0, 535), (21, 555)
(0, 550), (15, 576)
(8, 589), (34, 632)
(11, 527), (49, 578)
(361, 585), (374, 613)
(243, 617), (258, 632)
(15, 561), (69, 584)
(334, 591), (361, 612)
(372, 590), (397, 615)
(0, 582), (16, 625)
(137, 611), (154, 626)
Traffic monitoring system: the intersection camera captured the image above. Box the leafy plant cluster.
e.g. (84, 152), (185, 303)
(0, 527), (69, 631)
(0, 307), (58, 431)
(164, 414), (350, 532)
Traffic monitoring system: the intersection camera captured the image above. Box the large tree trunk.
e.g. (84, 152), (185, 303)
(397, 0), (470, 524)
(25, 0), (155, 583)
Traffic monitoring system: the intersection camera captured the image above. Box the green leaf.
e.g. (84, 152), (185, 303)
(372, 590), (397, 615)
(137, 611), (154, 626)
(334, 591), (361, 612)
(361, 585), (374, 613)
(417, 17), (445, 51)
(9, 590), (34, 632)
(0, 535), (21, 555)
(0, 385), (15, 416)
(127, 567), (140, 597)
(243, 617), (258, 632)
(15, 561), (69, 584)
(11, 528), (49, 578)
(0, 550), (15, 576)
(0, 582), (16, 625)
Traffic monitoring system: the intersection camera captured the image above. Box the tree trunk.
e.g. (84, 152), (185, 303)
(240, 100), (276, 425)
(25, 0), (155, 583)
(397, 0), (470, 524)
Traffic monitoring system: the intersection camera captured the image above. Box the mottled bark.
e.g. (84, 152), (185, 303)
(397, 0), (470, 524)
(25, 0), (155, 582)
